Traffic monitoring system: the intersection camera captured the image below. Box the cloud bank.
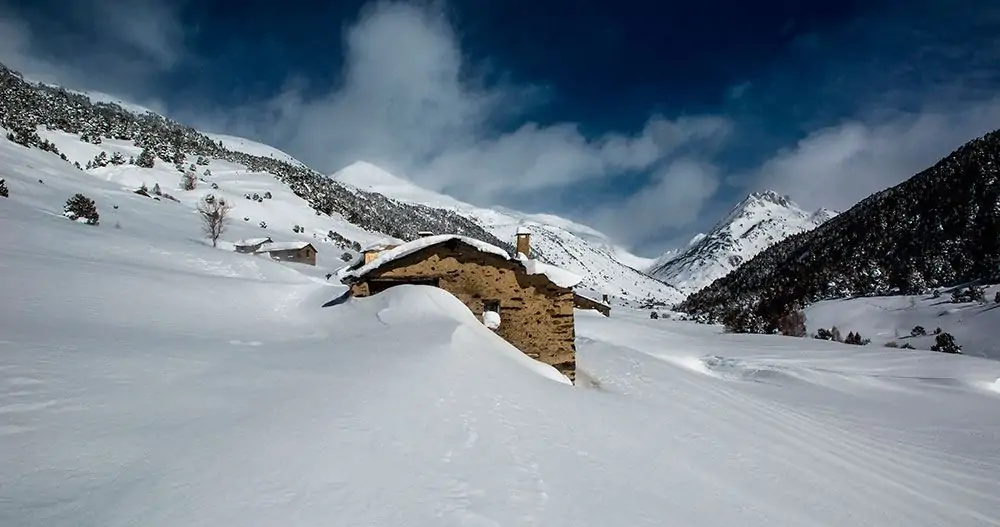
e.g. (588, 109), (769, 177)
(202, 2), (731, 249)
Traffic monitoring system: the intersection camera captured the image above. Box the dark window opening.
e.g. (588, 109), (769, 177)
(484, 299), (500, 312)
(368, 277), (440, 295)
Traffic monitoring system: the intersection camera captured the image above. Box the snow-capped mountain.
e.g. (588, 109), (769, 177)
(331, 161), (683, 306)
(648, 190), (837, 296)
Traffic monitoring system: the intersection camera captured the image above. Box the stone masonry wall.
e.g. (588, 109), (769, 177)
(348, 242), (576, 380)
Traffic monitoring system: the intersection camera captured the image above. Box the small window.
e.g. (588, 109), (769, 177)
(483, 299), (500, 312)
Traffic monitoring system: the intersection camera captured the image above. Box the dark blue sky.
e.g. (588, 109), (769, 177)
(2, 0), (999, 254)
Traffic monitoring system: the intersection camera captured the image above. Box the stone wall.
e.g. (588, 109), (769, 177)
(348, 240), (576, 380)
(573, 293), (611, 317)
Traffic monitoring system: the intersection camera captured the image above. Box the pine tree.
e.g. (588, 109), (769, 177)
(152, 183), (161, 195)
(136, 147), (155, 168)
(0, 178), (8, 198)
(64, 194), (99, 225)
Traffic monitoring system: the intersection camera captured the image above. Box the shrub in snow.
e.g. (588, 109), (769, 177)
(0, 178), (7, 198)
(778, 309), (807, 337)
(244, 217), (250, 221)
(649, 311), (659, 319)
(263, 191), (272, 199)
(181, 170), (198, 191)
(210, 182), (219, 190)
(911, 325), (926, 337)
(259, 221), (267, 229)
(930, 332), (962, 354)
(136, 147), (155, 168)
(204, 169), (212, 177)
(934, 327), (942, 335)
(153, 183), (161, 195)
(245, 193), (252, 200)
(64, 194), (99, 225)
(292, 225), (303, 234)
(109, 152), (126, 165)
(951, 286), (985, 303)
(884, 341), (899, 348)
(844, 331), (871, 346)
(900, 342), (915, 349)
(814, 328), (834, 340)
(340, 252), (353, 262)
(197, 194), (233, 248)
(995, 291), (1000, 304)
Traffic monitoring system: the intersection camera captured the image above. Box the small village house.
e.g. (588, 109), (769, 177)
(259, 241), (318, 266)
(234, 237), (272, 254)
(341, 231), (582, 381)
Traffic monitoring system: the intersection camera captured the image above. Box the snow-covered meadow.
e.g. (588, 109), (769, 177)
(2, 137), (1000, 526)
(806, 289), (1000, 359)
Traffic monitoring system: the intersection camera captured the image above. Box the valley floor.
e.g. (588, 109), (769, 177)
(3, 139), (1000, 526)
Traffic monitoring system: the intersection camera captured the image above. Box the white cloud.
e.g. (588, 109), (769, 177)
(751, 100), (1000, 211)
(592, 159), (721, 247)
(211, 1), (731, 222)
(0, 0), (185, 101)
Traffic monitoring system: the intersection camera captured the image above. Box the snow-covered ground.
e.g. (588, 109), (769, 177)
(3, 137), (1000, 526)
(806, 288), (1000, 359)
(331, 161), (682, 306)
(31, 127), (384, 269)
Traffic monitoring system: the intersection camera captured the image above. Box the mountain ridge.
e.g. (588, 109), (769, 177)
(648, 189), (837, 295)
(677, 128), (1000, 332)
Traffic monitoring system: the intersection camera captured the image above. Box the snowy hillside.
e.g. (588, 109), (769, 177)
(805, 286), (1000, 359)
(3, 141), (1000, 525)
(332, 161), (681, 306)
(205, 132), (307, 168)
(649, 190), (836, 295)
(25, 128), (387, 269)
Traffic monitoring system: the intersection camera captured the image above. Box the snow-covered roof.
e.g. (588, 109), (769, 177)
(516, 253), (583, 288)
(258, 241), (313, 252)
(362, 241), (398, 252)
(341, 234), (582, 288)
(234, 237), (272, 247)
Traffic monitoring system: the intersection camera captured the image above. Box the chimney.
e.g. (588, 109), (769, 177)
(515, 227), (531, 258)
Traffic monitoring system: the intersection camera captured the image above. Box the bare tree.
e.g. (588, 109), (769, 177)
(197, 194), (232, 247)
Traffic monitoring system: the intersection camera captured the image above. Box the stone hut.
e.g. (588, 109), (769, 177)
(573, 292), (611, 317)
(234, 237), (273, 254)
(341, 233), (582, 381)
(258, 241), (317, 266)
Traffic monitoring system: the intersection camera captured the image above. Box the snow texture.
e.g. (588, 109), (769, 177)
(257, 241), (313, 252)
(342, 234), (512, 279)
(805, 287), (1000, 359)
(483, 310), (501, 329)
(234, 237), (272, 247)
(517, 253), (584, 288)
(3, 120), (1000, 527)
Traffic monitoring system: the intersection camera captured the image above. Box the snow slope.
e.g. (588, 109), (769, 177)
(31, 128), (385, 269)
(3, 137), (1000, 526)
(805, 286), (1000, 359)
(205, 132), (307, 168)
(332, 161), (681, 306)
(649, 190), (837, 296)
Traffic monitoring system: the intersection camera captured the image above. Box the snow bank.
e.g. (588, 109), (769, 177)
(4, 129), (1000, 527)
(805, 290), (1000, 359)
(517, 253), (584, 288)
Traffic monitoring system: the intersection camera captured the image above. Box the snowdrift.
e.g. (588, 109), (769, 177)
(3, 138), (1000, 527)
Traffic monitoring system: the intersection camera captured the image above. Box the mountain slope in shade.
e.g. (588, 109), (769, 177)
(648, 191), (837, 295)
(331, 161), (682, 306)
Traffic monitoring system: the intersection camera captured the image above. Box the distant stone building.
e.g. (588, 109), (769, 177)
(234, 237), (272, 254)
(573, 292), (611, 317)
(341, 232), (581, 381)
(259, 241), (317, 266)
